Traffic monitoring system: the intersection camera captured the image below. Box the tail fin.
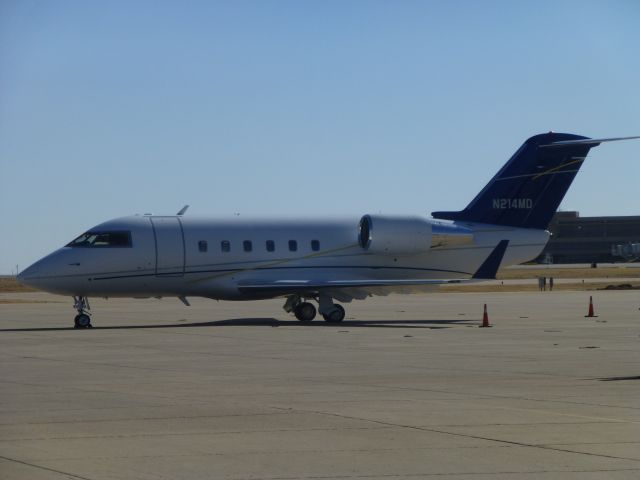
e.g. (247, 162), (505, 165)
(432, 132), (596, 230)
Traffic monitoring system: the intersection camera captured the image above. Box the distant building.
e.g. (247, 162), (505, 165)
(535, 211), (640, 264)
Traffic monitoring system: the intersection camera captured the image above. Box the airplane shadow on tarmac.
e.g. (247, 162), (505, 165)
(0, 318), (473, 332)
(596, 375), (640, 382)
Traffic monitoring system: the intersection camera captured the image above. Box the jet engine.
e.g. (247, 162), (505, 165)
(358, 214), (474, 255)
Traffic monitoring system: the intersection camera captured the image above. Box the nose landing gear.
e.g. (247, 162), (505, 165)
(73, 296), (92, 329)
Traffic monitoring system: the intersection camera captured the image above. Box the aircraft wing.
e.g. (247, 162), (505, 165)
(237, 278), (470, 302)
(238, 277), (467, 292)
(237, 240), (509, 300)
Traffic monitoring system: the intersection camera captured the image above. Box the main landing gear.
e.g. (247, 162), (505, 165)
(73, 296), (92, 329)
(284, 294), (346, 323)
(293, 301), (317, 322)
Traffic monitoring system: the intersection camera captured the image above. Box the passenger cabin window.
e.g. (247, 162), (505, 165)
(198, 240), (208, 253)
(221, 240), (231, 252)
(266, 240), (275, 252)
(67, 231), (132, 248)
(243, 240), (252, 252)
(288, 240), (297, 252)
(311, 240), (320, 251)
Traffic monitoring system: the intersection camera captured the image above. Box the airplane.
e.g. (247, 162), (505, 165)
(17, 132), (640, 328)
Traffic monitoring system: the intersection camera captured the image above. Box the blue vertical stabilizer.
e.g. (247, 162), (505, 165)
(432, 133), (598, 229)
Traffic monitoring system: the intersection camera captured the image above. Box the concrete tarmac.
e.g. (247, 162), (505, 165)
(1, 291), (639, 479)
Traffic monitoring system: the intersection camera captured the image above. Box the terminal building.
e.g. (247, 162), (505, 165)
(535, 211), (640, 264)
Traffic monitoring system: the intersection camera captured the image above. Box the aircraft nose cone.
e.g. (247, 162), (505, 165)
(16, 264), (38, 287)
(16, 254), (64, 292)
(16, 250), (83, 295)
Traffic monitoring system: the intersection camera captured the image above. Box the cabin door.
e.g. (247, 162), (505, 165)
(151, 217), (185, 276)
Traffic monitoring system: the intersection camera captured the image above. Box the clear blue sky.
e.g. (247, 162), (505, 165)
(1, 0), (639, 274)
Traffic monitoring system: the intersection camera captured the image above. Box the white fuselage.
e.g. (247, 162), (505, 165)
(19, 214), (549, 301)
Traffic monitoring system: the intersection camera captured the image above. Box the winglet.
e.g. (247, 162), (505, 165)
(472, 240), (509, 279)
(177, 205), (189, 216)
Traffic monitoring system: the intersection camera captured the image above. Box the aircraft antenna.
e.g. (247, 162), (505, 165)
(177, 205), (189, 216)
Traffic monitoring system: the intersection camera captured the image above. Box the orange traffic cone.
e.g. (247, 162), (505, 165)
(479, 303), (492, 328)
(585, 296), (598, 318)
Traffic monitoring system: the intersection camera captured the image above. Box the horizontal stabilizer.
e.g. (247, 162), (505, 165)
(541, 135), (640, 148)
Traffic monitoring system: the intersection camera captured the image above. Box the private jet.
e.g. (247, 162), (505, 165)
(18, 132), (639, 328)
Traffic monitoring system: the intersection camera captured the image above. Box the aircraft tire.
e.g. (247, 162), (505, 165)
(322, 304), (345, 323)
(74, 313), (91, 329)
(294, 302), (316, 322)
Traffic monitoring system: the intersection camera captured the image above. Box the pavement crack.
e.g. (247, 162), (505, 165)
(224, 468), (640, 479)
(323, 379), (640, 412)
(0, 425), (392, 442)
(273, 407), (640, 464)
(0, 454), (94, 480)
(0, 411), (290, 427)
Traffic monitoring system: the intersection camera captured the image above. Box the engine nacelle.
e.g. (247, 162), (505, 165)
(358, 215), (432, 255)
(358, 214), (474, 255)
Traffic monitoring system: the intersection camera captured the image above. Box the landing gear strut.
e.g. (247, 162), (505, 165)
(73, 296), (92, 329)
(318, 294), (345, 323)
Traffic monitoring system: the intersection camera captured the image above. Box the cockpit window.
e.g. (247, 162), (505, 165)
(66, 231), (132, 248)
